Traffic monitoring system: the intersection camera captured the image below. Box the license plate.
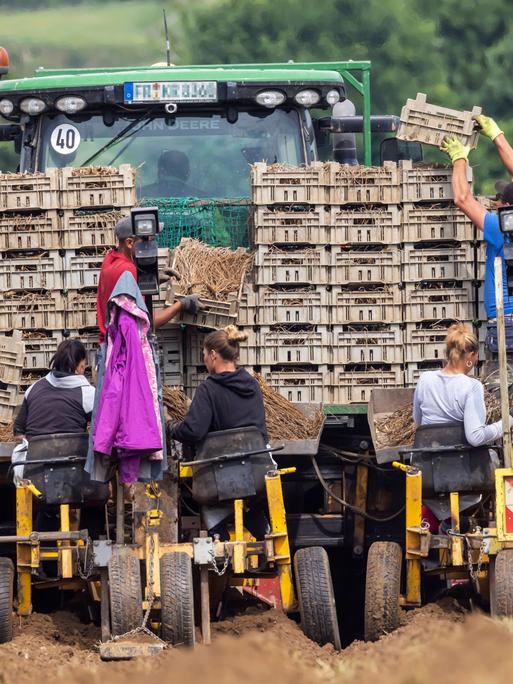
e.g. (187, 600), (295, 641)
(124, 81), (218, 103)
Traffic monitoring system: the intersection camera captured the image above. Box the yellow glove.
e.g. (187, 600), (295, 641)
(474, 114), (503, 141)
(440, 136), (470, 164)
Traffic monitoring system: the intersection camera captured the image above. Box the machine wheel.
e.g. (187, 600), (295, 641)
(294, 546), (341, 650)
(108, 546), (143, 637)
(0, 558), (13, 643)
(160, 552), (195, 646)
(364, 541), (402, 642)
(493, 549), (513, 617)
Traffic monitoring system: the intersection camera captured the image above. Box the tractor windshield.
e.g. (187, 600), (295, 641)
(38, 109), (304, 199)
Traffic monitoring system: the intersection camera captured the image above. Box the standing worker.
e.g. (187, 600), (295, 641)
(96, 215), (200, 343)
(440, 115), (513, 378)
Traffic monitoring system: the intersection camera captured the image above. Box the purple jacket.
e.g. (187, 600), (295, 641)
(93, 307), (162, 455)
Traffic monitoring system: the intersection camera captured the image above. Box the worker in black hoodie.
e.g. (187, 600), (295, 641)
(169, 325), (268, 444)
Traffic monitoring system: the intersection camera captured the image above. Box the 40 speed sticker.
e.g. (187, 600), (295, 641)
(50, 123), (81, 155)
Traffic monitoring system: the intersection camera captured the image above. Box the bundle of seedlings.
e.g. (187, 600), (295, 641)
(170, 238), (253, 302)
(254, 373), (324, 442)
(162, 386), (189, 423)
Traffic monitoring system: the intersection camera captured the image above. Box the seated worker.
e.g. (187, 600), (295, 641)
(169, 325), (267, 444)
(169, 325), (269, 538)
(413, 323), (512, 447)
(14, 339), (95, 440)
(142, 149), (205, 198)
(96, 215), (200, 344)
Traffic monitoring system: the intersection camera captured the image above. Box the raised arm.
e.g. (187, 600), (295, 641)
(440, 138), (487, 231)
(474, 115), (513, 179)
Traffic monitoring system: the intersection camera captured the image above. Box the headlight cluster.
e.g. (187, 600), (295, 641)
(255, 88), (340, 109)
(0, 94), (87, 116)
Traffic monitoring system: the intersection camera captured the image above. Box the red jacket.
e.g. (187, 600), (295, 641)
(96, 250), (137, 342)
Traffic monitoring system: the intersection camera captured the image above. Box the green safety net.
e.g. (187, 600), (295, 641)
(141, 197), (252, 250)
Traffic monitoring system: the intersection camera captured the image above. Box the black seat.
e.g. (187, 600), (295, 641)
(192, 427), (274, 506)
(24, 433), (109, 506)
(405, 423), (498, 497)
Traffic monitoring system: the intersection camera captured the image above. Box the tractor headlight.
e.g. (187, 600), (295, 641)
(294, 89), (320, 107)
(19, 97), (46, 115)
(0, 99), (14, 116)
(55, 96), (87, 114)
(255, 90), (286, 109)
(326, 89), (340, 106)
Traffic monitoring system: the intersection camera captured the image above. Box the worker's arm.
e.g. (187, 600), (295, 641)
(474, 115), (513, 178)
(463, 383), (513, 446)
(13, 398), (28, 437)
(441, 138), (487, 231)
(169, 383), (213, 444)
(154, 295), (202, 330)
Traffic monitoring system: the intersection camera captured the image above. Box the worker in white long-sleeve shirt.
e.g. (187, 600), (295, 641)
(413, 323), (513, 446)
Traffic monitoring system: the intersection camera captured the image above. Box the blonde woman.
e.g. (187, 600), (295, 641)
(413, 323), (512, 447)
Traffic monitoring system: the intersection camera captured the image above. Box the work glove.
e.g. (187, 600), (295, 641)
(474, 114), (504, 141)
(440, 136), (470, 164)
(180, 294), (203, 315)
(158, 267), (181, 284)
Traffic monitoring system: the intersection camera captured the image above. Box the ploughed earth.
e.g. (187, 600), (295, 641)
(1, 599), (512, 684)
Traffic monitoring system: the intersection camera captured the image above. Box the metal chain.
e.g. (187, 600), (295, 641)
(209, 548), (229, 576)
(466, 536), (486, 588)
(75, 537), (94, 580)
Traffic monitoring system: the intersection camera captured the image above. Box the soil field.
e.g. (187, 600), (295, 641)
(1, 600), (513, 684)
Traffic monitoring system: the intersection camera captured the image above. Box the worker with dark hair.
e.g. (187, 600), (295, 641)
(143, 149), (205, 198)
(96, 215), (200, 343)
(169, 325), (268, 444)
(14, 339), (95, 439)
(441, 115), (513, 377)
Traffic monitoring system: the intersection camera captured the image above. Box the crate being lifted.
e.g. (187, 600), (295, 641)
(397, 93), (481, 148)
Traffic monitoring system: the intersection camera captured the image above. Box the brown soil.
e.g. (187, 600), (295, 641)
(2, 601), (513, 684)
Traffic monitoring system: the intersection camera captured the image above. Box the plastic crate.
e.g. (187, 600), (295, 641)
(0, 250), (64, 291)
(400, 161), (473, 203)
(262, 365), (329, 403)
(404, 360), (445, 387)
(332, 205), (401, 244)
(331, 284), (403, 324)
(156, 326), (183, 386)
(65, 289), (98, 329)
(60, 165), (136, 209)
(164, 291), (239, 330)
(253, 205), (332, 245)
(0, 332), (24, 384)
(327, 162), (400, 205)
(0, 291), (66, 331)
(23, 332), (61, 370)
(251, 162), (327, 204)
(238, 287), (257, 326)
(333, 245), (401, 284)
(185, 366), (209, 397)
(254, 286), (331, 325)
(332, 324), (404, 365)
(402, 321), (474, 362)
(0, 211), (61, 251)
(402, 242), (476, 282)
(331, 364), (404, 404)
(63, 250), (105, 289)
(0, 169), (60, 210)
(19, 370), (47, 395)
(257, 326), (332, 365)
(402, 281), (476, 322)
(254, 245), (332, 285)
(402, 202), (475, 242)
(0, 382), (20, 423)
(61, 209), (120, 249)
(397, 93), (481, 148)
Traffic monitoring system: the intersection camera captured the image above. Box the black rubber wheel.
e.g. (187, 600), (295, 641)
(0, 558), (13, 643)
(493, 549), (513, 617)
(294, 546), (341, 649)
(108, 546), (143, 637)
(364, 541), (402, 642)
(160, 552), (195, 646)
